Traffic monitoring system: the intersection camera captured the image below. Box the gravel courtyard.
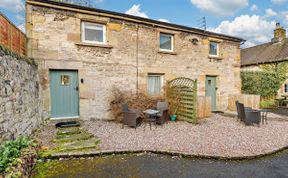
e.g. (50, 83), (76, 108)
(84, 114), (288, 158)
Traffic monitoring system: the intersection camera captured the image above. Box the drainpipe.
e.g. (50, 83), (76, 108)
(136, 25), (139, 96)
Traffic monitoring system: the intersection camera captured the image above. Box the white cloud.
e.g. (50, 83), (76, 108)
(158, 19), (170, 23)
(190, 0), (249, 16)
(17, 23), (25, 33)
(209, 15), (276, 48)
(265, 8), (277, 17)
(271, 0), (288, 4)
(125, 4), (148, 18)
(0, 0), (24, 12)
(250, 4), (258, 11)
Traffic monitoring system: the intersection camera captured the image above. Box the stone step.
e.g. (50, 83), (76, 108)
(59, 138), (100, 152)
(52, 133), (93, 143)
(57, 127), (83, 136)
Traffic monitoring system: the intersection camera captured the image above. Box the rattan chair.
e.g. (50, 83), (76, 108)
(238, 103), (261, 127)
(122, 102), (142, 129)
(156, 101), (169, 125)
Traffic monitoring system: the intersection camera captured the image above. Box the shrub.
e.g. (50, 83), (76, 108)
(110, 87), (164, 122)
(0, 137), (33, 172)
(241, 71), (285, 98)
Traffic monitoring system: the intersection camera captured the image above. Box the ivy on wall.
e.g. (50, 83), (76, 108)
(241, 61), (288, 98)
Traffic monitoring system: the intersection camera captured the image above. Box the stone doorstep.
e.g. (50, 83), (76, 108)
(52, 133), (93, 143)
(59, 138), (100, 152)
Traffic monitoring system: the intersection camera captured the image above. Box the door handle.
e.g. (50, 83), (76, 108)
(75, 86), (79, 91)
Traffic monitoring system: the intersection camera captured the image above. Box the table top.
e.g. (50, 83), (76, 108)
(143, 109), (160, 115)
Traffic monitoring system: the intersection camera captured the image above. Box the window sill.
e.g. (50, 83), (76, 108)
(208, 56), (223, 60)
(158, 51), (177, 55)
(75, 42), (113, 48)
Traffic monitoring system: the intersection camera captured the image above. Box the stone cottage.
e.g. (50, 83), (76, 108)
(26, 0), (243, 120)
(241, 23), (288, 97)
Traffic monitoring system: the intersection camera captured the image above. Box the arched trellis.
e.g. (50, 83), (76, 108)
(166, 77), (197, 124)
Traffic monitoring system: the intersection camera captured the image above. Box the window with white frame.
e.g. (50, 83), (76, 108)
(160, 33), (173, 52)
(285, 84), (288, 93)
(209, 41), (219, 56)
(81, 22), (106, 44)
(148, 74), (163, 95)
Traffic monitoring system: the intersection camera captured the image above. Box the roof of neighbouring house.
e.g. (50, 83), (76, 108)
(26, 0), (244, 43)
(241, 39), (288, 67)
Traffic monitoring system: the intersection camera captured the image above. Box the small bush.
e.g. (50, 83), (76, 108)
(260, 99), (277, 108)
(0, 137), (33, 172)
(110, 87), (164, 122)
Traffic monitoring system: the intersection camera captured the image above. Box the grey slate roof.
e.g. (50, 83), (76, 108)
(241, 39), (288, 66)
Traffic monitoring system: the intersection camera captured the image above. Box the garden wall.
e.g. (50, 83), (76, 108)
(0, 46), (42, 143)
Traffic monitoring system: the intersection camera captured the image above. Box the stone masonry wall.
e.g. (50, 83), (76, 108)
(0, 47), (42, 143)
(27, 4), (241, 120)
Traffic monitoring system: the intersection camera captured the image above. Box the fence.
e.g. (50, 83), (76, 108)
(228, 94), (260, 111)
(197, 96), (211, 118)
(0, 13), (27, 56)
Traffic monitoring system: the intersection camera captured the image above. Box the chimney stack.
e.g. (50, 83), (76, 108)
(272, 22), (286, 43)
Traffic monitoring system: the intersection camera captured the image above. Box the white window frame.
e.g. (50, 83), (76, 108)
(81, 22), (106, 44)
(159, 33), (174, 52)
(147, 74), (164, 96)
(209, 41), (219, 57)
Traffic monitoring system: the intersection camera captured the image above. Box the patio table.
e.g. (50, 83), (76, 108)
(143, 109), (160, 130)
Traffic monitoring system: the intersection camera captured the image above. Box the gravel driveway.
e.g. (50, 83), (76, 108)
(84, 114), (288, 158)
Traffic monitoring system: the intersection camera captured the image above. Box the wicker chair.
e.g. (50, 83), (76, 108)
(122, 103), (142, 129)
(156, 101), (169, 125)
(238, 102), (261, 127)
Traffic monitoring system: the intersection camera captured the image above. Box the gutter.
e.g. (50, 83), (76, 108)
(26, 0), (244, 43)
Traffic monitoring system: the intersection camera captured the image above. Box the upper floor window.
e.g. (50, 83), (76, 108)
(160, 33), (173, 52)
(81, 22), (106, 44)
(285, 84), (288, 93)
(209, 41), (219, 57)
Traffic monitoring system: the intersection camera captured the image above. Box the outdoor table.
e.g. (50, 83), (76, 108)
(258, 109), (270, 124)
(143, 109), (160, 130)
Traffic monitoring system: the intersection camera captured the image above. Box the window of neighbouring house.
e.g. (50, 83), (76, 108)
(285, 84), (288, 93)
(81, 22), (106, 44)
(160, 33), (173, 52)
(209, 41), (219, 56)
(148, 74), (163, 95)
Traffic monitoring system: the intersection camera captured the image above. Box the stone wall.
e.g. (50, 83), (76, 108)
(26, 3), (241, 120)
(0, 47), (42, 143)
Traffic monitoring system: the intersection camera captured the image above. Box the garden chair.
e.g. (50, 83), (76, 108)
(156, 101), (169, 125)
(122, 102), (142, 129)
(238, 103), (261, 127)
(235, 101), (253, 122)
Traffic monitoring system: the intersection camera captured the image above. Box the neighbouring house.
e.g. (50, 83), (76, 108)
(26, 0), (243, 120)
(241, 23), (288, 97)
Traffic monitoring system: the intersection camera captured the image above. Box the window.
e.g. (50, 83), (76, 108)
(81, 22), (106, 44)
(160, 33), (173, 52)
(209, 41), (219, 56)
(61, 75), (70, 86)
(285, 84), (288, 93)
(148, 74), (163, 95)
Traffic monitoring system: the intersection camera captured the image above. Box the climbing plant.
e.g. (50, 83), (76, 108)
(241, 61), (288, 98)
(166, 77), (197, 124)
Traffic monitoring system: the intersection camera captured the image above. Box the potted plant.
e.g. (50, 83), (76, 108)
(169, 95), (180, 122)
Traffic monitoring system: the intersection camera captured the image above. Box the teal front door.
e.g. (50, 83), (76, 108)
(50, 70), (79, 118)
(205, 76), (217, 111)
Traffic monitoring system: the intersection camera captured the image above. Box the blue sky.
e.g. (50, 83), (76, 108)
(1, 0), (288, 47)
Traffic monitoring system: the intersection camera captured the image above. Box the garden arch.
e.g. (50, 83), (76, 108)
(166, 77), (197, 124)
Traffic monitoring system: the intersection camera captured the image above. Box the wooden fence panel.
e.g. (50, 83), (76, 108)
(197, 96), (211, 118)
(228, 94), (260, 111)
(0, 13), (26, 56)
